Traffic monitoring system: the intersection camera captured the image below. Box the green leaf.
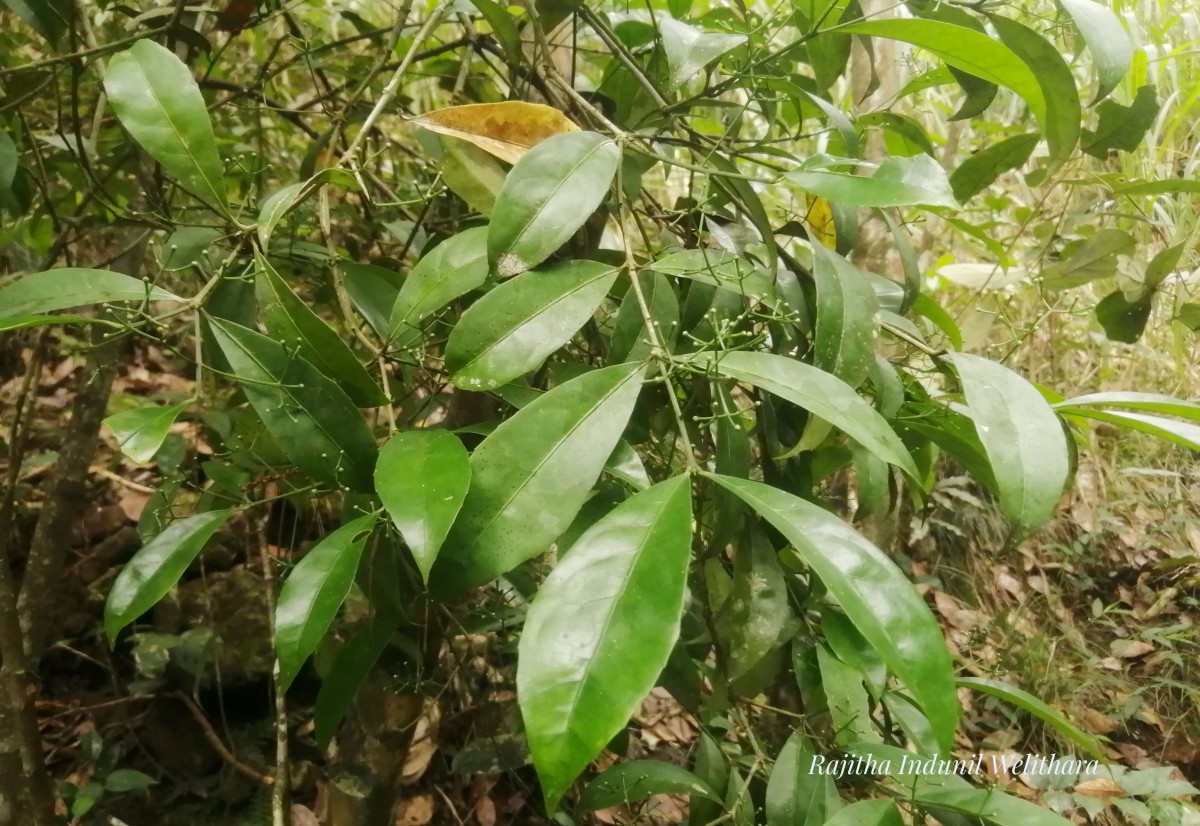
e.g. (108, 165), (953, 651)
(203, 316), (378, 492)
(104, 401), (189, 464)
(822, 608), (887, 697)
(1057, 0), (1133, 103)
(988, 15), (1081, 166)
(840, 19), (1046, 123)
(389, 227), (490, 349)
(825, 800), (903, 826)
(257, 182), (307, 248)
(765, 730), (841, 826)
(313, 613), (398, 747)
(1178, 303), (1200, 331)
(578, 759), (719, 812)
(436, 134), (507, 217)
(1081, 85), (1160, 158)
(1145, 243), (1186, 290)
(651, 250), (790, 312)
(694, 351), (918, 480)
(0, 269), (182, 318)
(811, 241), (879, 388)
(720, 529), (790, 680)
(690, 734), (730, 826)
(0, 130), (16, 194)
(1039, 229), (1135, 289)
(0, 315), (124, 332)
(1055, 408), (1200, 452)
(343, 262), (402, 340)
(957, 677), (1106, 759)
(105, 510), (234, 641)
(104, 40), (228, 212)
(1, 0), (70, 43)
(705, 475), (958, 753)
(375, 430), (471, 584)
(518, 476), (693, 811)
(660, 16), (746, 90)
(818, 644), (880, 745)
(487, 132), (620, 278)
(255, 254), (387, 407)
(1095, 289), (1152, 343)
(275, 514), (376, 690)
(950, 133), (1039, 203)
(610, 271), (679, 362)
(446, 260), (619, 390)
(432, 363), (645, 593)
(1112, 178), (1200, 196)
(104, 769), (157, 793)
(947, 353), (1070, 541)
(787, 155), (958, 209)
(1052, 392), (1200, 423)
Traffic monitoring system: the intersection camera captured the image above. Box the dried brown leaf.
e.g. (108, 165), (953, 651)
(409, 102), (581, 164)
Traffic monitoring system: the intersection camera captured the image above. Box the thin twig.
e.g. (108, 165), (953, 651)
(170, 692), (274, 786)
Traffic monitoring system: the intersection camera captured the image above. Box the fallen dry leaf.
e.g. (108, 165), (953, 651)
(1110, 639), (1155, 659)
(289, 804), (321, 826)
(409, 102), (580, 164)
(1074, 777), (1125, 800)
(395, 793), (435, 826)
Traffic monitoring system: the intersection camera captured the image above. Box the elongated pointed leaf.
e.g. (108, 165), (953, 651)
(0, 269), (182, 318)
(989, 15), (1081, 165)
(104, 40), (228, 212)
(706, 475), (958, 753)
(720, 530), (790, 680)
(947, 353), (1069, 541)
(1057, 0), (1133, 103)
(375, 430), (470, 584)
(276, 514), (376, 690)
(1081, 85), (1160, 158)
(255, 255), (386, 407)
(957, 677), (1105, 758)
(1056, 408), (1200, 452)
(811, 242), (879, 388)
(1053, 392), (1200, 423)
(818, 644), (879, 744)
(0, 315), (124, 332)
(204, 316), (378, 492)
(433, 363), (646, 593)
(105, 401), (188, 464)
(651, 250), (785, 309)
(766, 730), (841, 826)
(313, 613), (398, 747)
(788, 155), (958, 209)
(825, 800), (903, 826)
(950, 132), (1039, 202)
(695, 351), (918, 479)
(841, 20), (1046, 124)
(579, 760), (718, 812)
(446, 260), (618, 390)
(487, 132), (620, 278)
(0, 130), (16, 193)
(1039, 229), (1135, 289)
(105, 509), (234, 641)
(518, 475), (693, 811)
(389, 227), (490, 349)
(609, 272), (679, 362)
(660, 17), (746, 90)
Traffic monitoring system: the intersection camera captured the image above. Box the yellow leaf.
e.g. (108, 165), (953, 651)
(408, 102), (581, 164)
(804, 195), (836, 250)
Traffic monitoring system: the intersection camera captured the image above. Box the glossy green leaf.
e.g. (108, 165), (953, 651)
(204, 316), (378, 492)
(0, 314), (123, 332)
(811, 241), (879, 388)
(446, 260), (618, 389)
(518, 475), (692, 811)
(375, 430), (470, 584)
(695, 351), (918, 480)
(957, 677), (1106, 758)
(1095, 288), (1152, 343)
(822, 607), (887, 697)
(257, 182), (306, 248)
(1055, 408), (1200, 452)
(0, 269), (182, 318)
(578, 759), (719, 812)
(1081, 85), (1160, 158)
(255, 254), (387, 407)
(950, 133), (1039, 203)
(104, 40), (228, 212)
(105, 509), (234, 641)
(788, 155), (958, 209)
(1057, 0), (1133, 103)
(711, 381), (751, 551)
(818, 644), (881, 744)
(765, 730), (841, 826)
(690, 733), (729, 826)
(840, 19), (1046, 123)
(651, 250), (788, 312)
(105, 401), (188, 464)
(1039, 229), (1135, 289)
(342, 262), (402, 340)
(275, 514), (376, 690)
(437, 134), (507, 217)
(720, 530), (790, 680)
(487, 132), (620, 278)
(989, 15), (1081, 166)
(1053, 392), (1200, 423)
(389, 226), (490, 349)
(313, 613), (398, 747)
(659, 16), (746, 90)
(947, 353), (1070, 540)
(610, 271), (680, 362)
(706, 474), (958, 753)
(432, 362), (645, 593)
(825, 800), (902, 826)
(910, 293), (963, 350)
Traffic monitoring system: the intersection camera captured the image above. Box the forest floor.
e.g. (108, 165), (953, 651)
(3, 331), (1198, 826)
